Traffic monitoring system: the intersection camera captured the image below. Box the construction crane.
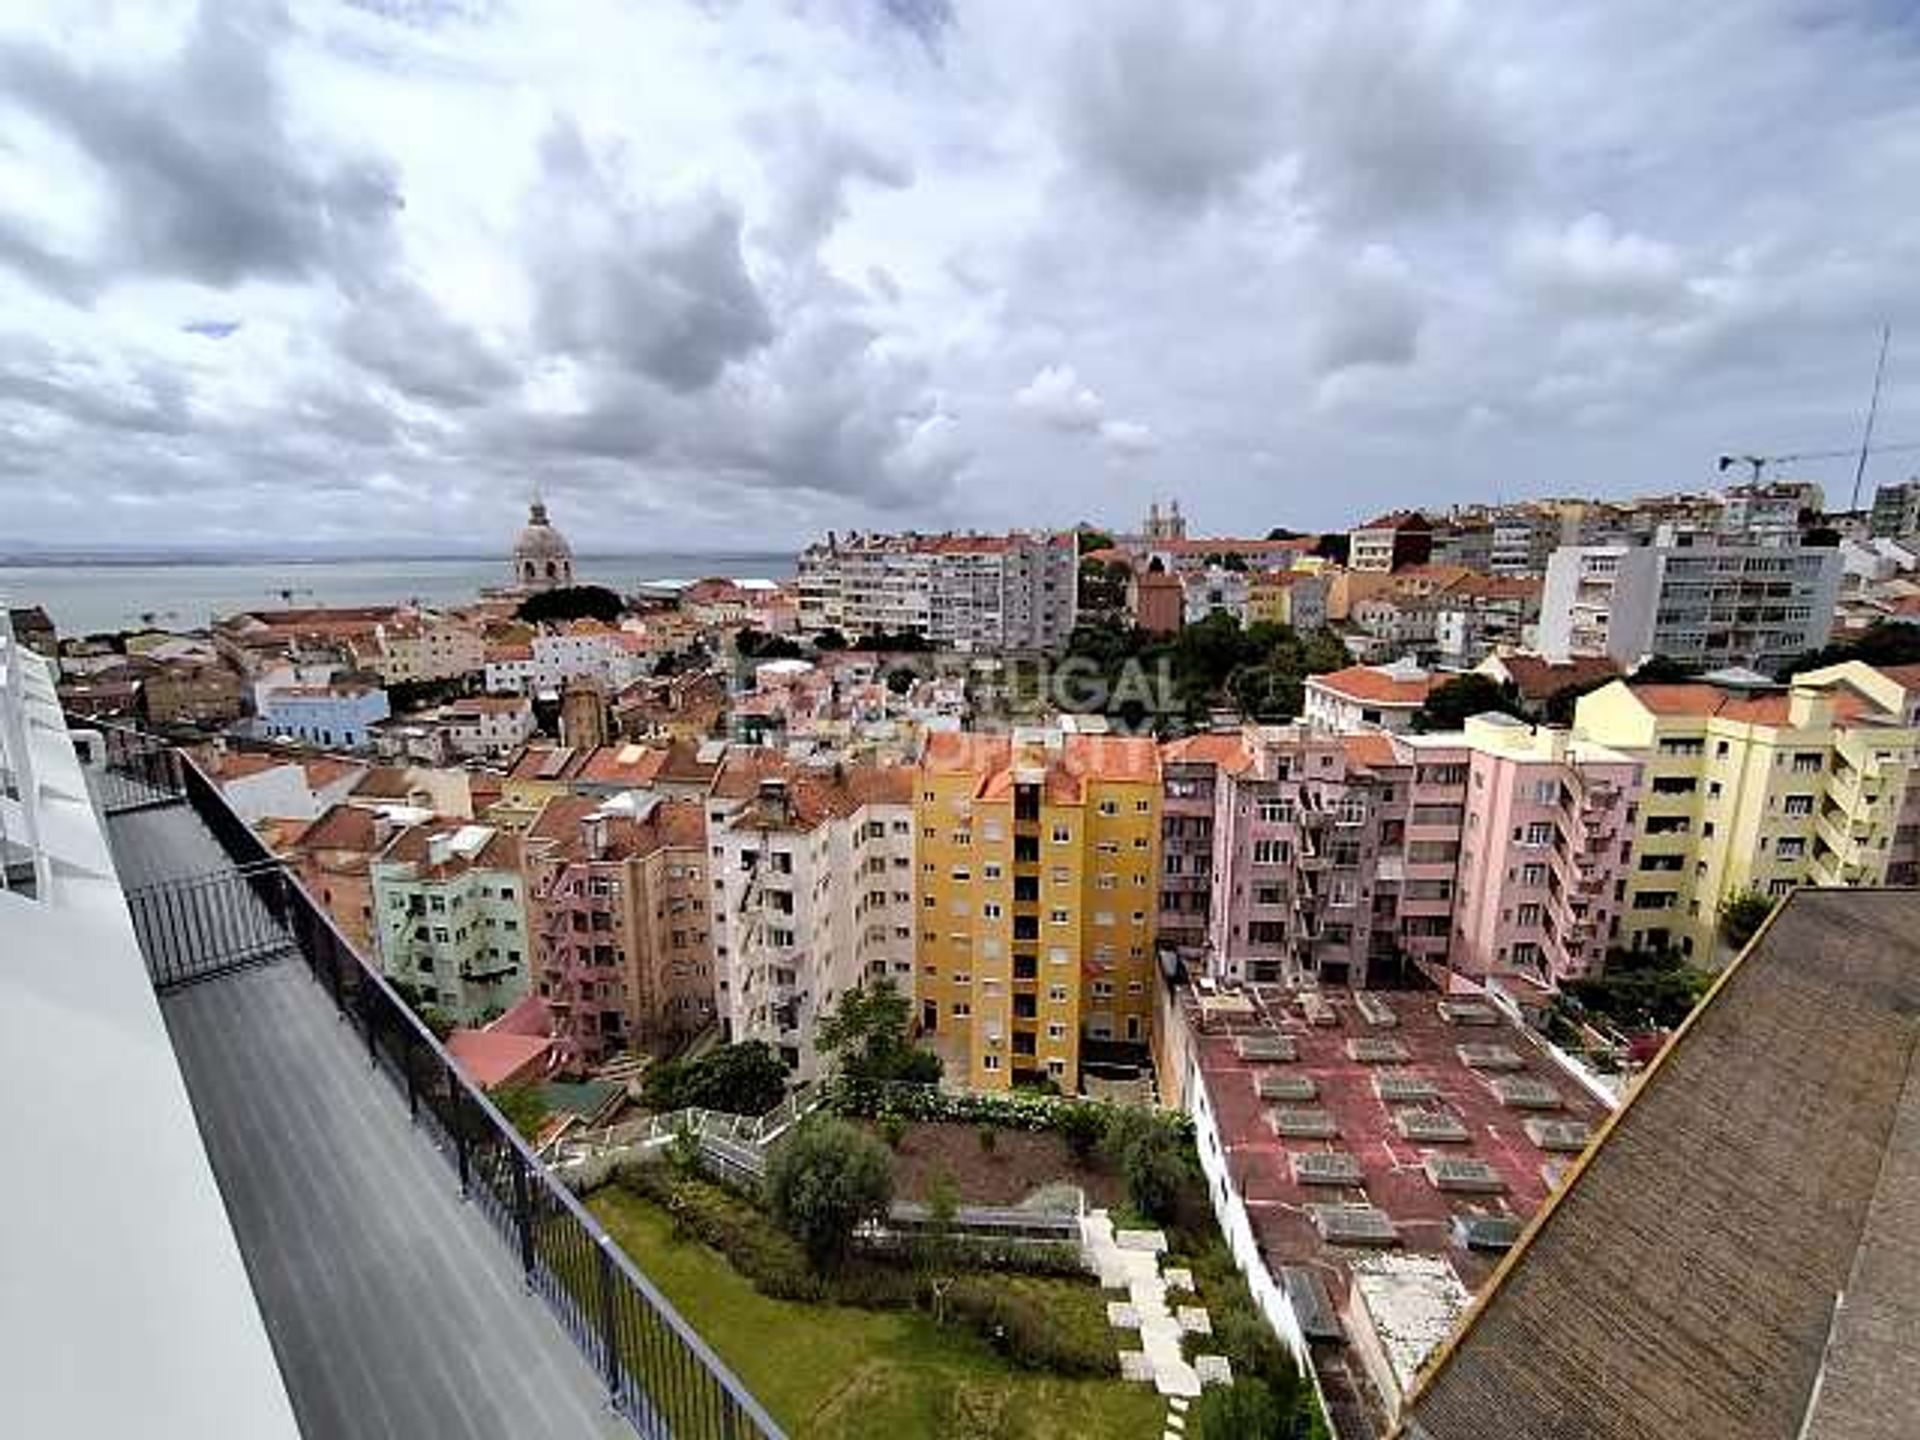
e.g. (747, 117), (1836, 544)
(1716, 440), (1920, 487)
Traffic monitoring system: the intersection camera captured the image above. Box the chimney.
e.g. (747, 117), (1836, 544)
(427, 832), (453, 868)
(757, 776), (792, 823)
(580, 812), (610, 860)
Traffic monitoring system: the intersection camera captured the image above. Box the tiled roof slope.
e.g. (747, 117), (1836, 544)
(1398, 888), (1920, 1440)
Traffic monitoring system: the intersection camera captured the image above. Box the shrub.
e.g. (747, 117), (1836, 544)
(1189, 1378), (1286, 1440)
(827, 1076), (1195, 1145)
(619, 1164), (821, 1300)
(1102, 1105), (1191, 1224)
(765, 1116), (895, 1269)
(642, 1041), (787, 1117)
(878, 1112), (907, 1150)
(489, 1083), (549, 1143)
(944, 1276), (1117, 1376)
(977, 1123), (999, 1155)
(1057, 1102), (1106, 1162)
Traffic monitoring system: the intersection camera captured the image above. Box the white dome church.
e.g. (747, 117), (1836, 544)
(512, 497), (574, 591)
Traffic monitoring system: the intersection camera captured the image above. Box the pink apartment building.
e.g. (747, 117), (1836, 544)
(1449, 714), (1641, 992)
(1157, 734), (1250, 963)
(1208, 727), (1469, 988)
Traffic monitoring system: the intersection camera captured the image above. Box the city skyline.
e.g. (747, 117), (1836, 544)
(2, 2), (1920, 550)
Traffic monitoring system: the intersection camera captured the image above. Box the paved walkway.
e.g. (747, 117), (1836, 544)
(1082, 1208), (1233, 1408)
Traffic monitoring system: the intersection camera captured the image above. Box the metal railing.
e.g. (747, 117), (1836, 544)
(156, 746), (786, 1440)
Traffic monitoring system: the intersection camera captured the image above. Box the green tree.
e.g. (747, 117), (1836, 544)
(735, 628), (803, 660)
(490, 1083), (550, 1143)
(1102, 1106), (1189, 1223)
(1077, 528), (1116, 555)
(812, 628), (849, 650)
(1412, 673), (1526, 732)
(1632, 654), (1705, 683)
(1189, 1377), (1286, 1440)
(1778, 619), (1920, 680)
(1719, 888), (1777, 951)
(642, 1040), (788, 1116)
(765, 1115), (894, 1269)
(1058, 1102), (1107, 1162)
(1078, 557), (1132, 614)
(515, 584), (624, 625)
(816, 979), (942, 1084)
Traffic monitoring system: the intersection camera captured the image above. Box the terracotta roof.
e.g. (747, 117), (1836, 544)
(1147, 537), (1316, 556)
(1401, 890), (1920, 1440)
(300, 756), (366, 792)
(448, 1028), (553, 1090)
(923, 731), (1160, 800)
(296, 803), (385, 854)
(1491, 654), (1621, 702)
(526, 793), (706, 861)
(575, 743), (669, 786)
(209, 751), (298, 782)
(507, 746), (590, 783)
(711, 753), (913, 831)
(381, 819), (520, 875)
(1354, 509), (1431, 531)
(1339, 732), (1400, 770)
(350, 766), (418, 799)
(1308, 664), (1437, 705)
(1627, 682), (1886, 724)
(1160, 732), (1253, 769)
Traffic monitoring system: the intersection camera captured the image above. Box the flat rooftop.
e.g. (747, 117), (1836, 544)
(1185, 981), (1610, 1432)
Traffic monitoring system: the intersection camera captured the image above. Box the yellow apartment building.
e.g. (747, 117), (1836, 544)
(917, 728), (1162, 1092)
(1573, 674), (1919, 960)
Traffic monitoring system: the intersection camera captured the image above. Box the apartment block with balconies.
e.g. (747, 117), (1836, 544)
(370, 819), (529, 1024)
(917, 729), (1160, 1093)
(707, 755), (915, 1080)
(1573, 674), (1919, 960)
(1450, 714), (1641, 991)
(522, 792), (716, 1068)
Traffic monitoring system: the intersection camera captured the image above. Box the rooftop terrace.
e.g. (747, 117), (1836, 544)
(81, 725), (781, 1439)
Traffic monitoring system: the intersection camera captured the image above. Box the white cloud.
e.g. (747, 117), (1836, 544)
(1014, 363), (1105, 432)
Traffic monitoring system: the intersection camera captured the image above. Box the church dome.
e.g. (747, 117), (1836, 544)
(514, 499), (573, 561)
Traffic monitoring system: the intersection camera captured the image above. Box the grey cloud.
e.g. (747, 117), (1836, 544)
(1308, 248), (1422, 376)
(530, 121), (773, 392)
(751, 105), (913, 258)
(337, 281), (514, 407)
(1516, 214), (1690, 316)
(0, 2), (401, 296)
(1059, 4), (1276, 208)
(0, 339), (194, 436)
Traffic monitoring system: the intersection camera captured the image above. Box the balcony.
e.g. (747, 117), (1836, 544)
(83, 729), (780, 1440)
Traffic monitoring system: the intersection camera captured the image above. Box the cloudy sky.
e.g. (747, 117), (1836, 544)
(3, 0), (1920, 554)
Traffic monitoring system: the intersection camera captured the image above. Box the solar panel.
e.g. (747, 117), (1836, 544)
(1395, 1109), (1470, 1144)
(1424, 1157), (1507, 1193)
(1257, 1073), (1318, 1102)
(1457, 1043), (1525, 1071)
(1373, 1071), (1439, 1102)
(1280, 1267), (1345, 1341)
(1310, 1204), (1398, 1245)
(1346, 1037), (1412, 1064)
(1271, 1107), (1340, 1138)
(1491, 1076), (1563, 1110)
(1290, 1150), (1364, 1186)
(1453, 1213), (1525, 1252)
(1234, 1033), (1296, 1063)
(1523, 1118), (1593, 1153)
(1299, 992), (1340, 1027)
(1438, 1001), (1499, 1027)
(1353, 993), (1399, 1028)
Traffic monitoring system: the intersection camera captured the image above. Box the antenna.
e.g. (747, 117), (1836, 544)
(1851, 325), (1893, 512)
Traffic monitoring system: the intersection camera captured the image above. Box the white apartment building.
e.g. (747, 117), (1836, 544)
(1540, 542), (1841, 672)
(436, 694), (537, 759)
(796, 531), (1077, 651)
(1183, 565), (1253, 624)
(705, 757), (915, 1080)
(485, 623), (652, 697)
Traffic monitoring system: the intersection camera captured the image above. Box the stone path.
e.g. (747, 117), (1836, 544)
(1081, 1208), (1237, 1409)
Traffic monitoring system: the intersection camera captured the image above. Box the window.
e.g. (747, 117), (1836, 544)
(1253, 838), (1288, 865)
(1521, 822), (1552, 847)
(1257, 798), (1292, 823)
(1098, 800), (1118, 817)
(982, 902), (1002, 919)
(1052, 825), (1073, 844)
(1516, 902), (1543, 926)
(1050, 907), (1070, 924)
(1520, 862), (1548, 886)
(951, 1000), (971, 1017)
(981, 1054), (1001, 1072)
(1784, 795), (1814, 817)
(1792, 752), (1824, 774)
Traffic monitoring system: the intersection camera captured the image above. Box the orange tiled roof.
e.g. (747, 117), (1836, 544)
(1340, 732), (1400, 771)
(1310, 664), (1437, 705)
(1160, 732), (1253, 768)
(1494, 654), (1621, 702)
(297, 803), (385, 854)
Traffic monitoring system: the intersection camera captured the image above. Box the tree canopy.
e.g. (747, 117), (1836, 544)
(1631, 654), (1705, 683)
(1076, 528), (1115, 555)
(1779, 619), (1920, 680)
(641, 1040), (788, 1116)
(1078, 556), (1132, 616)
(516, 584), (624, 625)
(1718, 888), (1777, 951)
(765, 1115), (894, 1268)
(816, 979), (942, 1084)
(735, 628), (804, 661)
(1412, 673), (1526, 732)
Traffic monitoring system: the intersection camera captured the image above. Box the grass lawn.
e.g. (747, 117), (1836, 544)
(590, 1187), (1166, 1440)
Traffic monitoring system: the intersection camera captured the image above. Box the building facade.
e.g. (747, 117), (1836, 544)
(371, 613), (485, 685)
(370, 820), (530, 1023)
(1449, 715), (1640, 989)
(1539, 542), (1840, 671)
(512, 498), (575, 592)
(257, 682), (391, 749)
(522, 793), (715, 1068)
(1348, 511), (1434, 573)
(917, 730), (1161, 1092)
(1303, 659), (1438, 734)
(707, 757), (916, 1081)
(1573, 675), (1919, 959)
(795, 530), (1077, 652)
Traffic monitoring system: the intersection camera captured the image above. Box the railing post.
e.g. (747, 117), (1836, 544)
(596, 1239), (622, 1405)
(404, 1025), (418, 1122)
(451, 1062), (471, 1198)
(365, 987), (379, 1067)
(512, 1153), (536, 1286)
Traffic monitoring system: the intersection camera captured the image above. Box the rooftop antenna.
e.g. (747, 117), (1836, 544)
(1851, 324), (1893, 512)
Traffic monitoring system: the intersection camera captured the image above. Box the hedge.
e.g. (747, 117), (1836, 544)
(827, 1076), (1195, 1144)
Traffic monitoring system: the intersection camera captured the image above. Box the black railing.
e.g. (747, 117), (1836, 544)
(128, 862), (299, 990)
(90, 722), (186, 814)
(161, 748), (786, 1440)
